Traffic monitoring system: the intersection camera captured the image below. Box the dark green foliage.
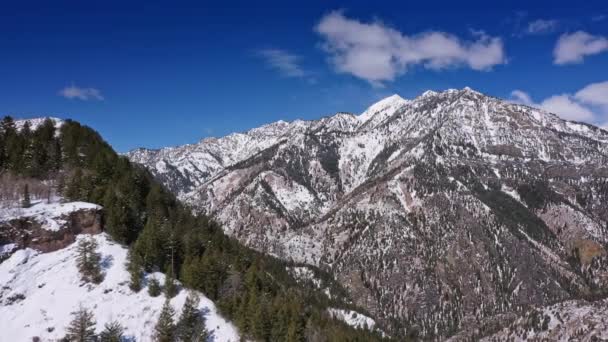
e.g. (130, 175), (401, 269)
(517, 180), (556, 210)
(154, 299), (176, 342)
(474, 187), (559, 247)
(177, 293), (210, 342)
(164, 266), (178, 298)
(76, 238), (104, 284)
(0, 117), (62, 177)
(22, 184), (31, 208)
(148, 277), (162, 297)
(65, 306), (97, 342)
(126, 248), (144, 292)
(99, 320), (125, 342)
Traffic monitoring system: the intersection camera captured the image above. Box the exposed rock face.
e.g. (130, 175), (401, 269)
(478, 299), (608, 341)
(127, 88), (608, 338)
(0, 206), (102, 255)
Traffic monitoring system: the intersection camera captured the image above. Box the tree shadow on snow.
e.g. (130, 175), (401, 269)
(100, 254), (113, 270)
(199, 307), (219, 342)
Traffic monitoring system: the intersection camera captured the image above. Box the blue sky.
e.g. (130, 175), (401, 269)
(1, 0), (607, 151)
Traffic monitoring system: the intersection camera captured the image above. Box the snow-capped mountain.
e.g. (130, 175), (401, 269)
(127, 88), (608, 338)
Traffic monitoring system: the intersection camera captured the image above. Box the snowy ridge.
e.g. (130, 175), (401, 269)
(14, 117), (64, 131)
(357, 94), (408, 129)
(0, 234), (239, 341)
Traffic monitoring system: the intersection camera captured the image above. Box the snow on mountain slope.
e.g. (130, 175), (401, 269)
(0, 234), (239, 341)
(479, 299), (608, 341)
(127, 88), (608, 339)
(14, 117), (63, 131)
(357, 94), (408, 129)
(327, 308), (377, 331)
(0, 200), (101, 231)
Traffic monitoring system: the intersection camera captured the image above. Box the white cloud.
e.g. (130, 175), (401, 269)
(526, 19), (558, 35)
(574, 81), (608, 107)
(510, 90), (534, 105)
(539, 94), (595, 121)
(554, 31), (608, 64)
(510, 81), (608, 124)
(59, 85), (104, 101)
(314, 11), (506, 86)
(256, 49), (305, 78)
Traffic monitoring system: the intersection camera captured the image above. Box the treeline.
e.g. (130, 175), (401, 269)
(0, 116), (389, 341)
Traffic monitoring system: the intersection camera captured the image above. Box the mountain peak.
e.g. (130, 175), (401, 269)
(358, 94), (408, 124)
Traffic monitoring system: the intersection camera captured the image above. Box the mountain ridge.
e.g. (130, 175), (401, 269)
(125, 87), (608, 338)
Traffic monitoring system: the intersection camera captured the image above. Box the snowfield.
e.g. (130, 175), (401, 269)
(0, 200), (101, 231)
(0, 234), (239, 341)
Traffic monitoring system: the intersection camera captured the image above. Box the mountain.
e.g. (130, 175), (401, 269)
(127, 88), (608, 338)
(1, 116), (387, 341)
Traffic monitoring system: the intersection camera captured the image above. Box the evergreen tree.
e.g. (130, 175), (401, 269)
(148, 277), (162, 297)
(99, 320), (125, 342)
(22, 183), (31, 208)
(76, 237), (104, 284)
(134, 219), (166, 270)
(20, 121), (35, 176)
(164, 266), (178, 298)
(154, 299), (176, 342)
(177, 293), (210, 342)
(0, 116), (16, 169)
(66, 168), (84, 201)
(126, 248), (144, 292)
(65, 305), (97, 342)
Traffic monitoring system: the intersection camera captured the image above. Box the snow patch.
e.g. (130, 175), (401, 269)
(0, 200), (101, 231)
(327, 308), (376, 330)
(0, 234), (239, 341)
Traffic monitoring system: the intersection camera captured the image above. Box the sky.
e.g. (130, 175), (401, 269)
(1, 0), (607, 152)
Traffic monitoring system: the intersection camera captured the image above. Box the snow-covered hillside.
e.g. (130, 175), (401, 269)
(0, 200), (101, 232)
(0, 234), (239, 341)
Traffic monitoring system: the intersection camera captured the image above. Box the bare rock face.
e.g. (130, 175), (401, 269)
(127, 88), (608, 339)
(0, 206), (102, 256)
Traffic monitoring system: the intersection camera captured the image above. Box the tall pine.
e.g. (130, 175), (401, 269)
(22, 184), (31, 208)
(76, 237), (104, 284)
(126, 248), (144, 292)
(177, 293), (210, 342)
(154, 299), (176, 342)
(65, 305), (97, 342)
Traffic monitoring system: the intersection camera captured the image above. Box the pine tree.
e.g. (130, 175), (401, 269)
(99, 320), (124, 342)
(0, 116), (16, 169)
(66, 168), (84, 200)
(154, 299), (176, 342)
(134, 218), (166, 270)
(177, 293), (210, 342)
(126, 248), (144, 292)
(65, 305), (97, 342)
(164, 265), (178, 298)
(148, 277), (162, 297)
(76, 237), (104, 284)
(22, 183), (31, 208)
